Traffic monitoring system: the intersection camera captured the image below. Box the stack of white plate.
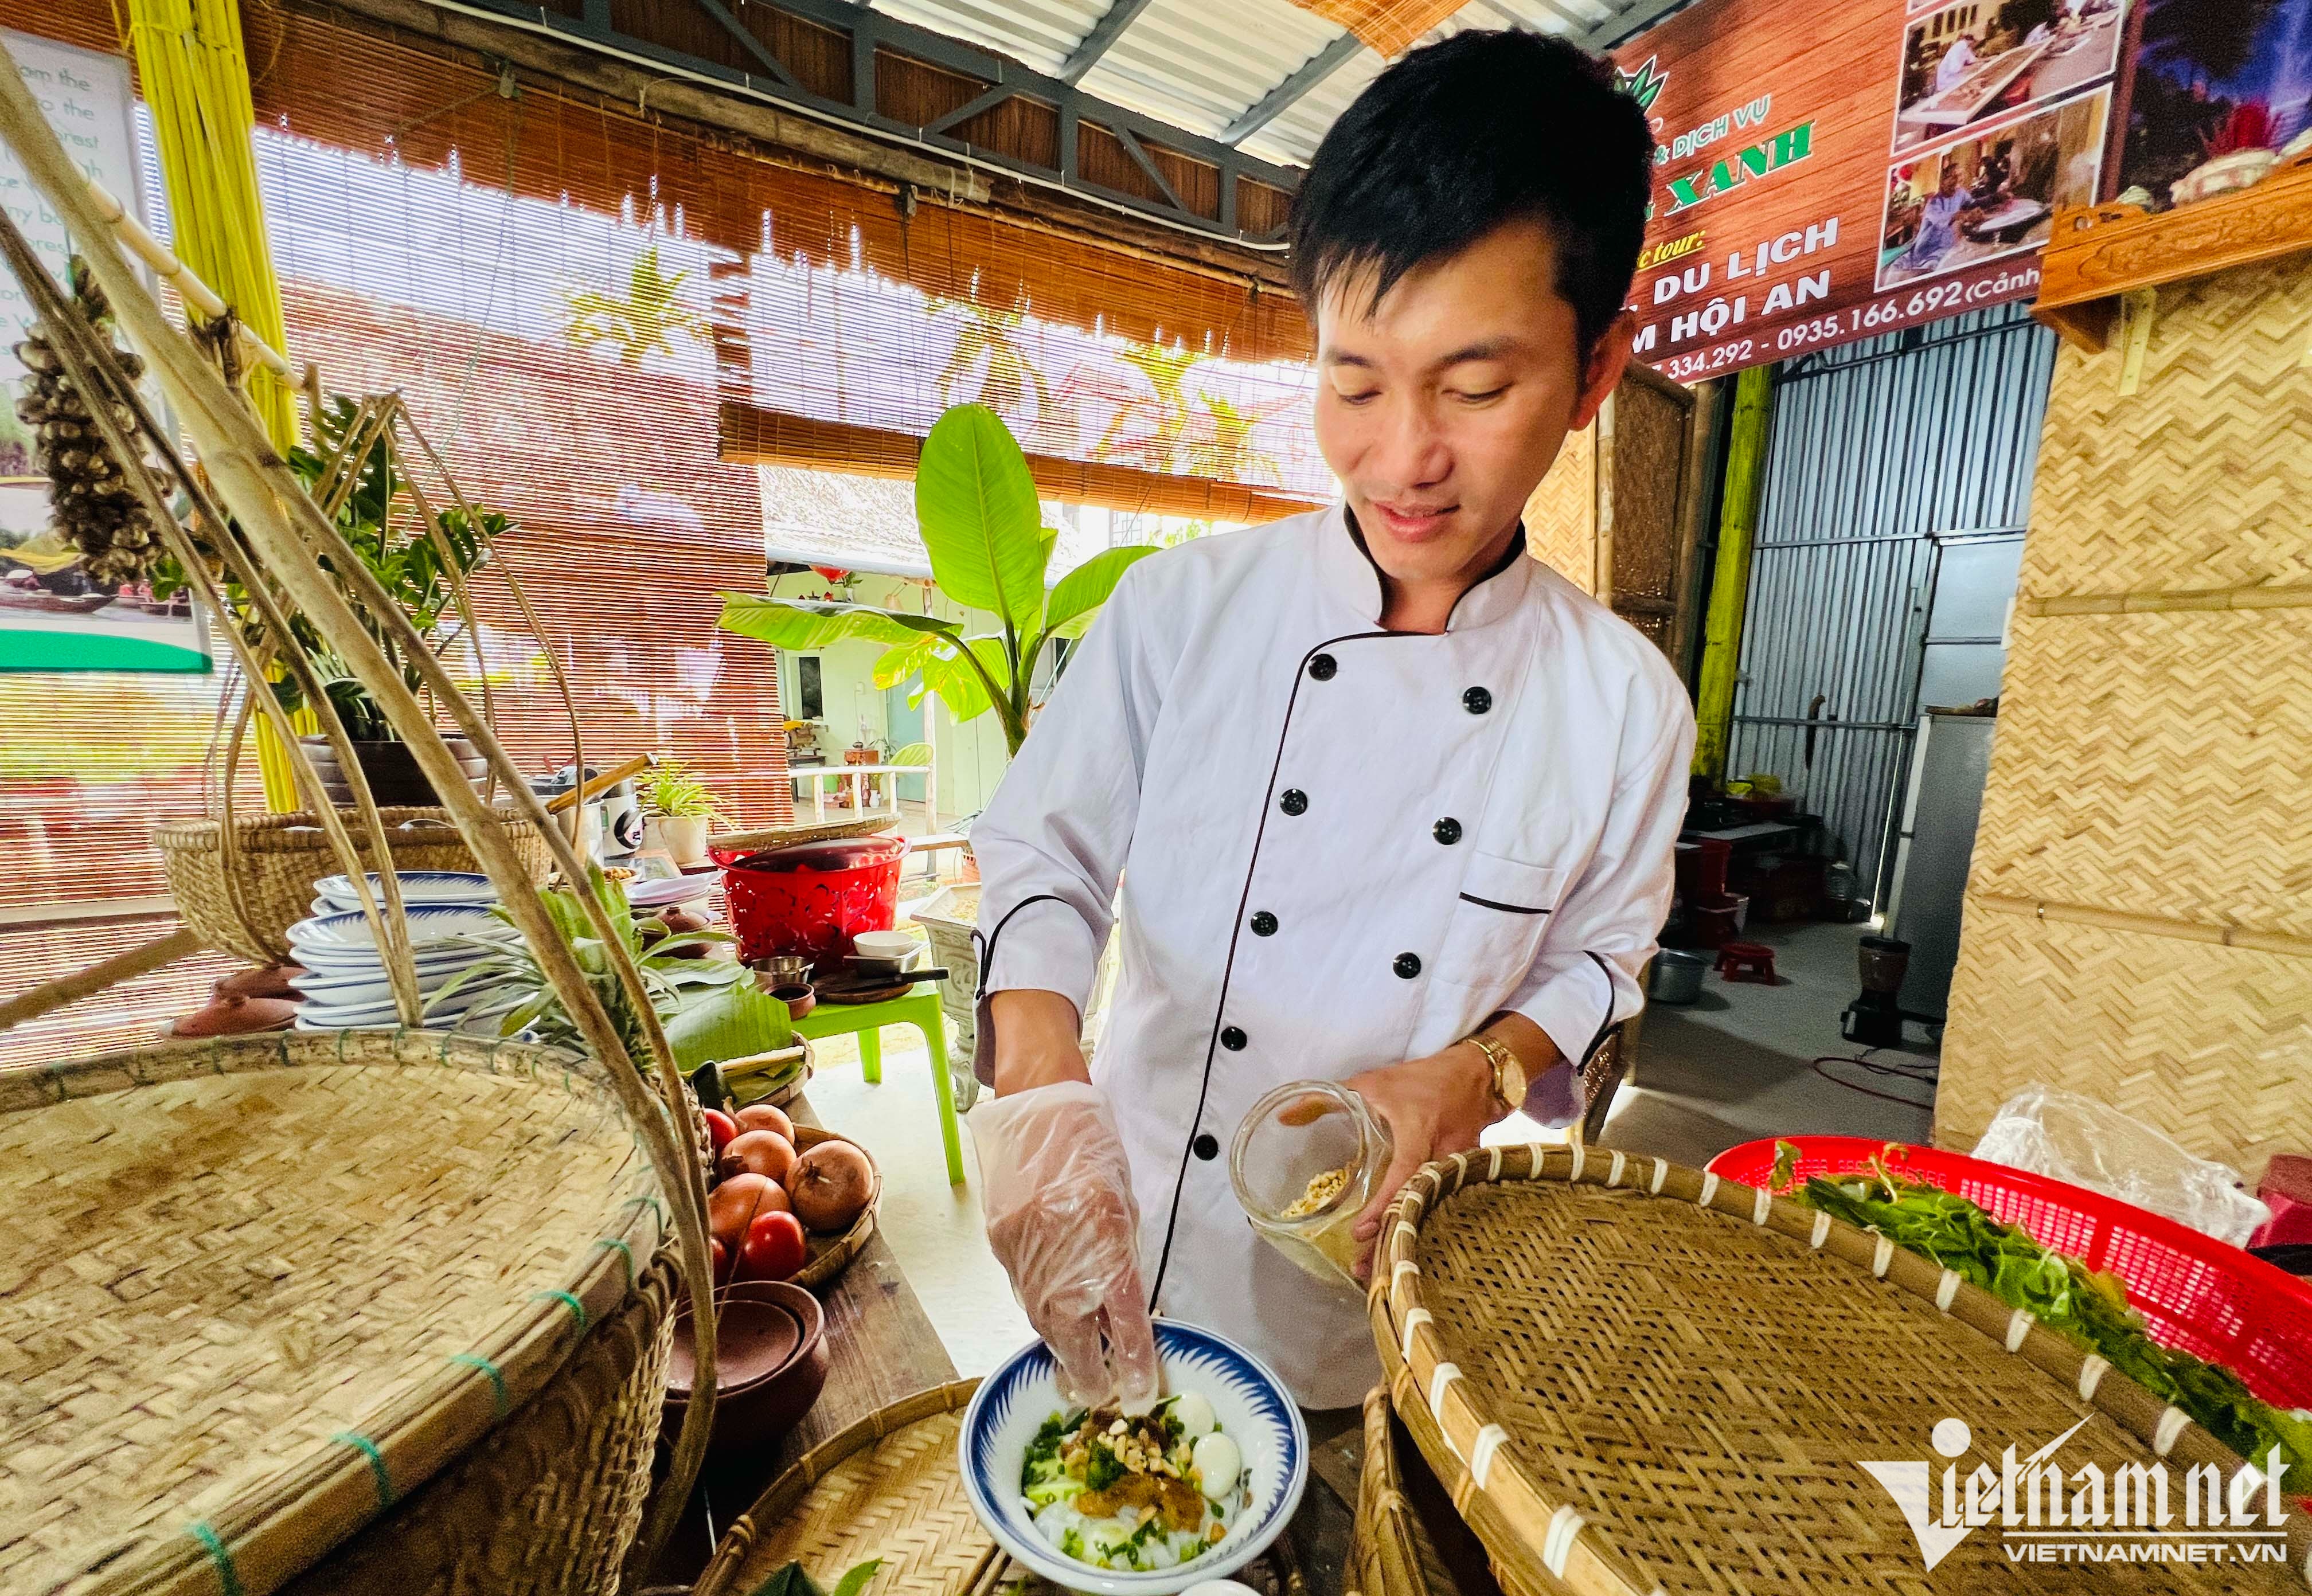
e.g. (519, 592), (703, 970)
(288, 874), (502, 1031)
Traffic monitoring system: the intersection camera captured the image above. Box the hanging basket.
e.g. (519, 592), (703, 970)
(1369, 1144), (2312, 1596)
(154, 806), (555, 964)
(1, 1030), (669, 1596)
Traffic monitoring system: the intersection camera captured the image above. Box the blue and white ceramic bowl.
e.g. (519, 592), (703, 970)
(960, 1320), (1307, 1596)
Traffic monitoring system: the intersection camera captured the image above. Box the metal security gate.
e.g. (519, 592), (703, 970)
(1727, 304), (2056, 902)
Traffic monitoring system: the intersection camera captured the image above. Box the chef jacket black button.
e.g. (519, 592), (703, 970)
(1394, 952), (1423, 979)
(1434, 817), (1462, 845)
(1250, 910), (1278, 936)
(1307, 653), (1337, 681)
(1220, 1026), (1248, 1051)
(1463, 686), (1492, 715)
(1192, 1133), (1220, 1161)
(1279, 788), (1309, 816)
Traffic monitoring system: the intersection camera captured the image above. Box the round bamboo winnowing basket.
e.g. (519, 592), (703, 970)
(1, 1030), (673, 1596)
(1369, 1144), (2312, 1596)
(1353, 1386), (1430, 1596)
(154, 806), (554, 964)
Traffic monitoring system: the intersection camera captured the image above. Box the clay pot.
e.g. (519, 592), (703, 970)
(298, 734), (489, 808)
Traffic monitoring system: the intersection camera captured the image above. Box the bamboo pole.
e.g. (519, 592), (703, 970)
(1971, 891), (2312, 959)
(1692, 364), (1773, 781)
(0, 45), (717, 1570)
(2019, 582), (2312, 616)
(82, 174), (293, 381)
(0, 927), (204, 1034)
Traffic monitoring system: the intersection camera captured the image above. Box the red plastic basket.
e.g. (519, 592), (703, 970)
(1706, 1135), (2312, 1410)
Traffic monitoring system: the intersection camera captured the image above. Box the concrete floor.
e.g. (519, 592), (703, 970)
(799, 916), (1940, 1379)
(1600, 918), (1939, 1167)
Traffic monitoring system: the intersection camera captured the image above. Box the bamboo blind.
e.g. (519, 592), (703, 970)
(1939, 258), (2312, 1176)
(720, 404), (1325, 523)
(1285, 0), (1461, 57)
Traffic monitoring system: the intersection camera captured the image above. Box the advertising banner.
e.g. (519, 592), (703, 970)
(1611, 0), (2125, 380)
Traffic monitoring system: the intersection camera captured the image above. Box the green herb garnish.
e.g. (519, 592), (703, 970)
(1795, 1165), (2312, 1478)
(1085, 1439), (1125, 1492)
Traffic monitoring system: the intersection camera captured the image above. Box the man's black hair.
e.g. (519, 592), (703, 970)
(1286, 29), (1653, 359)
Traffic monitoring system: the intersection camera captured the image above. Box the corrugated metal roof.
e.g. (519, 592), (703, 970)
(863, 0), (1666, 169)
(1079, 0), (1348, 139)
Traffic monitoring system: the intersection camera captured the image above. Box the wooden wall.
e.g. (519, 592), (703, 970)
(1938, 259), (2312, 1179)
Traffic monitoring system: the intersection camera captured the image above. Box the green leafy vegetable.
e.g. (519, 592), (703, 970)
(1791, 1165), (2312, 1480)
(743, 1558), (882, 1596)
(1084, 1440), (1125, 1493)
(1059, 1529), (1085, 1561)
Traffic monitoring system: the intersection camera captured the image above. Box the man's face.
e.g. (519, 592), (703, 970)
(1312, 219), (1628, 593)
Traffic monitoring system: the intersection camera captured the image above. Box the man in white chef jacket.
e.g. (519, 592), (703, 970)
(965, 29), (1695, 1413)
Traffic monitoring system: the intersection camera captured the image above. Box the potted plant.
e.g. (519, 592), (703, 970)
(641, 758), (728, 865)
(717, 405), (1154, 757)
(153, 396), (509, 807)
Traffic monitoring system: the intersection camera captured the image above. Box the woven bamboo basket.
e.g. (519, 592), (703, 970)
(154, 805), (555, 964)
(1369, 1144), (2312, 1595)
(693, 1383), (1308, 1596)
(0, 1030), (670, 1596)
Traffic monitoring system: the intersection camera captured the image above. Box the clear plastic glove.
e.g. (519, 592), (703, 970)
(972, 1079), (1161, 1410)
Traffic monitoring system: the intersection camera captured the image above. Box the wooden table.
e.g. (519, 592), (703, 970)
(641, 1092), (1357, 1591)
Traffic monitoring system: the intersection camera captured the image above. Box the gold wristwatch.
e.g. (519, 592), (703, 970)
(1462, 1031), (1527, 1118)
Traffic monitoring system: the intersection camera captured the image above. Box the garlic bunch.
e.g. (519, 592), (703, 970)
(13, 257), (173, 587)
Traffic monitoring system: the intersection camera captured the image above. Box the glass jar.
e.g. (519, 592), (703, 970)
(1227, 1079), (1393, 1293)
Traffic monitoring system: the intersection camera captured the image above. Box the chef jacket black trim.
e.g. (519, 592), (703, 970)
(1457, 893), (1551, 916)
(1576, 949), (1620, 1074)
(971, 893), (1071, 1003)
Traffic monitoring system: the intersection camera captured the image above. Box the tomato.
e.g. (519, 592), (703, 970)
(709, 1237), (730, 1284)
(739, 1208), (808, 1282)
(701, 1108), (737, 1155)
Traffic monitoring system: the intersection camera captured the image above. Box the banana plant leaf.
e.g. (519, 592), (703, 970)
(662, 977), (794, 1069)
(914, 403), (1045, 632)
(1041, 544), (1157, 642)
(718, 596), (954, 651)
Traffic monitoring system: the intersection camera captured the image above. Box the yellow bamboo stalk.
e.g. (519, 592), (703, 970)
(1692, 365), (1773, 781)
(127, 0), (296, 447)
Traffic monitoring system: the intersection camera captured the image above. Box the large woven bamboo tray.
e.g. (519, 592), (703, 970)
(0, 1030), (670, 1595)
(1370, 1144), (2311, 1595)
(693, 1383), (1307, 1596)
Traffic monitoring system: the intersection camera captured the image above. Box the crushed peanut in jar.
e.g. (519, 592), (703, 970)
(1280, 1162), (1354, 1219)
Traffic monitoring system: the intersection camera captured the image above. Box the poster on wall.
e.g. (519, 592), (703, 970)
(1612, 0), (2124, 381)
(2114, 0), (2312, 212)
(0, 28), (208, 674)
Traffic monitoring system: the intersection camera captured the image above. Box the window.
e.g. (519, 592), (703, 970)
(795, 655), (825, 720)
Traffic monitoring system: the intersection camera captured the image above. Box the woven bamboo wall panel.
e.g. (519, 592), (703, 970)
(1944, 262), (2312, 1177)
(1938, 908), (2312, 1172)
(1607, 380), (1688, 604)
(2018, 260), (2312, 598)
(1969, 607), (2312, 936)
(1523, 422), (1596, 595)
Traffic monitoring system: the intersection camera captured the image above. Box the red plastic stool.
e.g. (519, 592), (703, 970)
(1715, 941), (1777, 984)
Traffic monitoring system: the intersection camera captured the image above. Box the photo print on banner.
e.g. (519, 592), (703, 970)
(1614, 0), (2126, 381)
